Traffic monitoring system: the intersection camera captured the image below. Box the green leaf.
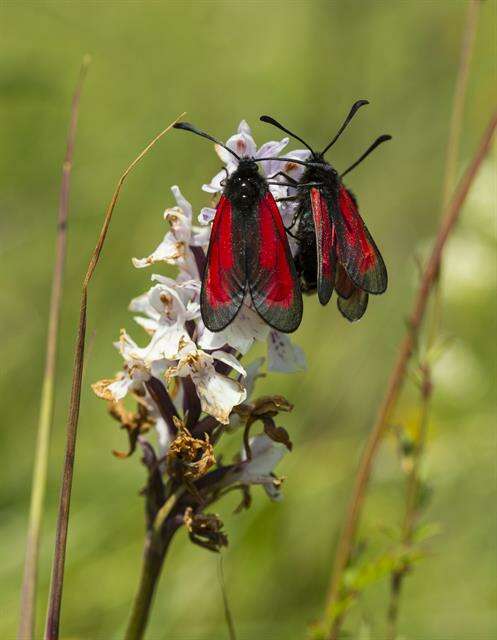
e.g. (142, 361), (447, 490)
(412, 520), (442, 543)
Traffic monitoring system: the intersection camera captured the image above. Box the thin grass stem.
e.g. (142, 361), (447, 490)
(18, 56), (90, 640)
(385, 4), (479, 635)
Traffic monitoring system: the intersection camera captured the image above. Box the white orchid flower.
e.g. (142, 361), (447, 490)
(166, 339), (247, 425)
(267, 330), (307, 373)
(97, 330), (169, 402)
(236, 434), (287, 500)
(132, 186), (208, 276)
(198, 302), (270, 355)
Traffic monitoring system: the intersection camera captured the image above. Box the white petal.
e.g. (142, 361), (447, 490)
(133, 316), (158, 333)
(170, 185), (193, 222)
(132, 233), (187, 269)
(256, 138), (289, 159)
(198, 306), (269, 355)
(150, 273), (176, 286)
(256, 138), (289, 176)
(190, 225), (211, 248)
(117, 330), (141, 361)
(226, 132), (257, 160)
(211, 350), (247, 378)
(107, 374), (134, 401)
(197, 326), (231, 352)
(267, 331), (306, 373)
(129, 291), (160, 320)
(244, 357), (265, 398)
(148, 283), (187, 321)
(175, 336), (198, 358)
(278, 148), (312, 182)
(202, 169), (226, 194)
(199, 207), (216, 225)
(152, 274), (200, 298)
(155, 416), (173, 457)
(193, 368), (247, 424)
(263, 481), (283, 501)
(150, 358), (169, 379)
(215, 142), (241, 168)
(146, 322), (190, 361)
(238, 120), (252, 135)
(219, 435), (286, 498)
(163, 207), (191, 243)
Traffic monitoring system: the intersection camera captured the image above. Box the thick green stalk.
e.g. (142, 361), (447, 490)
(124, 537), (169, 640)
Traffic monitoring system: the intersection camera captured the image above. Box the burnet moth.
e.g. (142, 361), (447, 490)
(173, 121), (306, 333)
(260, 101), (391, 322)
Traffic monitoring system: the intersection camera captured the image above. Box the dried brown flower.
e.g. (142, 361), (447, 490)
(166, 417), (215, 482)
(183, 506), (228, 552)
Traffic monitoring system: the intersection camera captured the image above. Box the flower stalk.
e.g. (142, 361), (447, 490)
(124, 521), (177, 640)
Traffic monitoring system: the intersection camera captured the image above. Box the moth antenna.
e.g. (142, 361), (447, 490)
(174, 122), (241, 161)
(260, 115), (315, 154)
(340, 134), (392, 178)
(255, 156), (322, 168)
(321, 99), (369, 156)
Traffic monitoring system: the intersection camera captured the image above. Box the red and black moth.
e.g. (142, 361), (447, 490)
(261, 101), (391, 322)
(173, 122), (306, 333)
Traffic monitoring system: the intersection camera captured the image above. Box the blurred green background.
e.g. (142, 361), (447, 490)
(1, 1), (496, 639)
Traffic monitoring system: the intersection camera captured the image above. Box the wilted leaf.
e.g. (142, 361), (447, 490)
(263, 417), (293, 451)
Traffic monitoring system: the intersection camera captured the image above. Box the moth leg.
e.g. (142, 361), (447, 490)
(299, 181), (324, 188)
(268, 171), (298, 186)
(267, 181), (299, 188)
(275, 195), (298, 203)
(285, 227), (299, 240)
(219, 167), (229, 187)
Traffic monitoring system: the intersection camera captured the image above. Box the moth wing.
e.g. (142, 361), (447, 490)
(332, 186), (387, 294)
(310, 187), (336, 304)
(247, 192), (303, 333)
(200, 195), (246, 331)
(337, 288), (369, 322)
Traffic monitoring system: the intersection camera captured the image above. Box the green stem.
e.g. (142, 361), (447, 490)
(124, 532), (174, 640)
(386, 365), (432, 640)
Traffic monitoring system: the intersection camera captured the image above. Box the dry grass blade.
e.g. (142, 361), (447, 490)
(385, 4), (480, 635)
(441, 0), (480, 210)
(325, 108), (497, 640)
(18, 56), (91, 640)
(43, 111), (186, 640)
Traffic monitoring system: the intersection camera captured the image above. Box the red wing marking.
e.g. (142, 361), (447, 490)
(333, 186), (387, 294)
(310, 188), (335, 304)
(201, 196), (245, 331)
(248, 192), (302, 332)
